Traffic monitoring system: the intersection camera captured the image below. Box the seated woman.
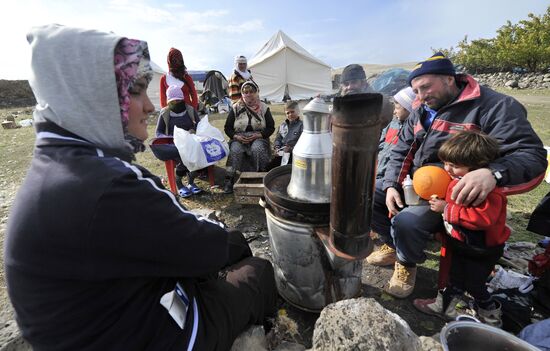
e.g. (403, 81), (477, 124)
(223, 81), (275, 193)
(6, 24), (276, 351)
(156, 85), (202, 197)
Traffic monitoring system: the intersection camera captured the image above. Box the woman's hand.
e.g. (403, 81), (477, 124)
(429, 196), (446, 213)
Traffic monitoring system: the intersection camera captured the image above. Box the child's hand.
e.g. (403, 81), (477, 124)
(429, 195), (446, 213)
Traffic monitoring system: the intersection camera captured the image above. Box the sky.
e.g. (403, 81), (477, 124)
(0, 0), (548, 80)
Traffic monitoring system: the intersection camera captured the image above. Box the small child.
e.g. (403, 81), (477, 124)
(156, 85), (202, 197)
(267, 100), (303, 170)
(376, 87), (416, 179)
(413, 131), (508, 327)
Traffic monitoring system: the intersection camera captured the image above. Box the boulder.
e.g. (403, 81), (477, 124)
(0, 320), (32, 351)
(230, 325), (268, 351)
(505, 80), (519, 88)
(311, 298), (422, 351)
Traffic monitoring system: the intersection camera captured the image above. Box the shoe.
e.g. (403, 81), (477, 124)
(413, 290), (468, 321)
(188, 183), (202, 194)
(487, 266), (535, 293)
(477, 301), (503, 328)
(366, 244), (397, 266)
(384, 262), (416, 298)
(223, 178), (233, 194)
(178, 186), (192, 198)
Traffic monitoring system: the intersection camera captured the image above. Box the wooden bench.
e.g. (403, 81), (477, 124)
(233, 172), (267, 205)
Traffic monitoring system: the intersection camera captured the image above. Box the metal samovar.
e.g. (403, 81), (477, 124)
(286, 98), (332, 203)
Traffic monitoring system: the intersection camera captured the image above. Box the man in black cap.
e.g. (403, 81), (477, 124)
(340, 64), (370, 95)
(339, 64), (393, 125)
(367, 52), (547, 301)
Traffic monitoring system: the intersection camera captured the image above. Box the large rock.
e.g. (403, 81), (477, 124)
(311, 298), (422, 351)
(230, 325), (268, 351)
(0, 320), (31, 351)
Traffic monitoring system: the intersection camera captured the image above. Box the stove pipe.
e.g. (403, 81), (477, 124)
(330, 93), (383, 258)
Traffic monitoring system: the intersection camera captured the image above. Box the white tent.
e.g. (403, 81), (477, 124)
(248, 30), (332, 102)
(147, 61), (166, 111)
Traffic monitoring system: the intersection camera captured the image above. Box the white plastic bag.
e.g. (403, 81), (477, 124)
(173, 115), (229, 171)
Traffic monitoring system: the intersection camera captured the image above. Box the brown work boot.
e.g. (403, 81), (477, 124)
(384, 262), (416, 298)
(413, 290), (469, 321)
(365, 243), (396, 266)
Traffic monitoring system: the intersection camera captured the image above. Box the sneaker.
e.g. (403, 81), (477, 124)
(178, 186), (192, 198)
(413, 290), (467, 321)
(385, 262), (416, 298)
(188, 183), (202, 195)
(488, 266), (535, 293)
(477, 301), (503, 328)
(223, 178), (233, 194)
(366, 244), (397, 266)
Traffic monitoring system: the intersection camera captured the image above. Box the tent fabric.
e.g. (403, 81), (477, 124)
(248, 30), (332, 102)
(203, 70), (229, 100)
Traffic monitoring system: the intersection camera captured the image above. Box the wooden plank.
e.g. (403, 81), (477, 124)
(234, 183), (264, 197)
(238, 172), (267, 179)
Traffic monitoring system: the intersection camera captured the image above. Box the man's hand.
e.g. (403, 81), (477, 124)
(451, 168), (496, 206)
(283, 145), (292, 153)
(386, 187), (404, 216)
(429, 196), (446, 213)
(234, 134), (249, 144)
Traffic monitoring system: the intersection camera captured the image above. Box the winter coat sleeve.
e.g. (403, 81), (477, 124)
(155, 110), (167, 137)
(480, 95), (547, 192)
(228, 74), (241, 103)
(274, 124), (283, 149)
(381, 112), (419, 191)
(262, 108), (275, 139)
(88, 170), (230, 279)
(444, 192), (504, 230)
(159, 75), (167, 108)
(224, 108), (236, 139)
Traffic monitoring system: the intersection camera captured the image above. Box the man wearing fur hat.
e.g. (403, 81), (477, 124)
(229, 55), (254, 103)
(367, 52), (547, 300)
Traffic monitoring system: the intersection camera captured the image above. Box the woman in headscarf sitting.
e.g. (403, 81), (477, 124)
(228, 55), (253, 103)
(223, 81), (275, 193)
(6, 24), (276, 351)
(160, 47), (199, 109)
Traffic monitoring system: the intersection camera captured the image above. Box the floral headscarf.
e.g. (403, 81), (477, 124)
(167, 48), (186, 81)
(241, 80), (261, 115)
(114, 38), (152, 153)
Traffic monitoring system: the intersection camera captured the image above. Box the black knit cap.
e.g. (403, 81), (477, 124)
(341, 64), (366, 82)
(408, 52), (455, 85)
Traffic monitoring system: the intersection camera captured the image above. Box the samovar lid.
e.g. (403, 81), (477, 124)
(303, 97), (331, 114)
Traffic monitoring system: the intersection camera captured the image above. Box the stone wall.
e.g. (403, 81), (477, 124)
(473, 72), (550, 90)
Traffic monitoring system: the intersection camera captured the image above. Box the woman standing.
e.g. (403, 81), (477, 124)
(159, 47), (199, 109)
(223, 81), (275, 193)
(228, 55), (253, 103)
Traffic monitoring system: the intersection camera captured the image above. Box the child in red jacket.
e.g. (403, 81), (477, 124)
(414, 131), (508, 327)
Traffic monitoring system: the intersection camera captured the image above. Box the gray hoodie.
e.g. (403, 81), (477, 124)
(28, 24), (126, 150)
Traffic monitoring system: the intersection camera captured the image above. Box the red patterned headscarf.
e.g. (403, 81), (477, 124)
(167, 47), (186, 81)
(114, 38), (152, 153)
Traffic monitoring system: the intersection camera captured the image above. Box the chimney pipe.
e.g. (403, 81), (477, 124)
(329, 93), (382, 258)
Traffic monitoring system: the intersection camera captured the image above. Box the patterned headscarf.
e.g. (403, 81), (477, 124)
(114, 38), (152, 153)
(167, 47), (186, 81)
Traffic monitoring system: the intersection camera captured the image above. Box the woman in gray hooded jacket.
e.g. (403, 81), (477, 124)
(5, 24), (276, 351)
